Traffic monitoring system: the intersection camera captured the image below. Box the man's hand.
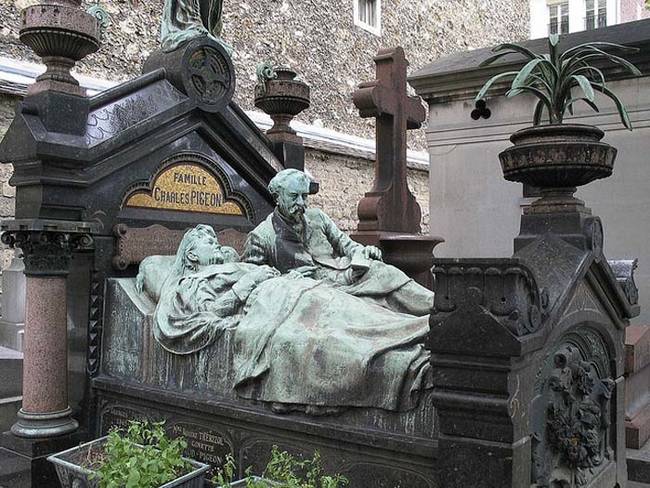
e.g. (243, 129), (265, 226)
(362, 245), (383, 261)
(287, 265), (318, 279)
(251, 265), (280, 284)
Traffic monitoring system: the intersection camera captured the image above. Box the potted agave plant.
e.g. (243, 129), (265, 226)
(476, 34), (641, 209)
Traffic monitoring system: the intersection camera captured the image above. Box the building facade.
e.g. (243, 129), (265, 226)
(529, 0), (650, 38)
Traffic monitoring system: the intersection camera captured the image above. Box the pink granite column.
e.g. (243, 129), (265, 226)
(4, 229), (79, 438)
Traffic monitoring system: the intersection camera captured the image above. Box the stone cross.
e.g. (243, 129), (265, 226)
(353, 46), (426, 235)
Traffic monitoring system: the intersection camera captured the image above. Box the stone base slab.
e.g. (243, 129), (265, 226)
(0, 430), (85, 488)
(628, 438), (650, 484)
(629, 402), (650, 451)
(0, 347), (22, 398)
(94, 378), (438, 488)
(626, 325), (650, 374)
(0, 396), (21, 433)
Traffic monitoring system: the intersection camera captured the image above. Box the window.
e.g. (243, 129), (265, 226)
(354, 0), (381, 35)
(586, 0), (607, 30)
(548, 1), (569, 35)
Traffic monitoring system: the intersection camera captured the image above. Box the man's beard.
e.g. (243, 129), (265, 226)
(282, 205), (305, 222)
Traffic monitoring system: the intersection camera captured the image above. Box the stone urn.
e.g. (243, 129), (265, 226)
(254, 66), (310, 137)
(19, 0), (101, 95)
(498, 124), (616, 212)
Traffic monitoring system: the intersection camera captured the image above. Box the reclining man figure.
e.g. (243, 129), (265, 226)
(242, 169), (434, 316)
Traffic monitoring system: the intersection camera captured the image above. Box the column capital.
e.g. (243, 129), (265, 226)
(1, 219), (96, 276)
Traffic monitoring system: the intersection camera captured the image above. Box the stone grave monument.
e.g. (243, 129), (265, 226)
(0, 0), (642, 486)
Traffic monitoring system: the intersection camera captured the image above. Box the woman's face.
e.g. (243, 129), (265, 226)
(189, 232), (224, 266)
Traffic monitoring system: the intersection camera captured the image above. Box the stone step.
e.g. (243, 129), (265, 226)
(0, 396), (21, 433)
(629, 437), (650, 484)
(0, 447), (31, 487)
(0, 346), (22, 398)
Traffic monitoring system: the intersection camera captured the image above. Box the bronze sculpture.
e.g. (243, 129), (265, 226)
(161, 0), (232, 53)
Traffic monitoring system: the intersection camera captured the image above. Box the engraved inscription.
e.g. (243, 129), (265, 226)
(168, 422), (232, 478)
(100, 404), (149, 434)
(125, 163), (245, 216)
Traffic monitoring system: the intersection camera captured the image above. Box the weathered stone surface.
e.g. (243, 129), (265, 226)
(306, 149), (430, 233)
(627, 325), (650, 374)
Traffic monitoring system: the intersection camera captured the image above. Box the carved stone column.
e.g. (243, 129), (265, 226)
(1, 220), (94, 438)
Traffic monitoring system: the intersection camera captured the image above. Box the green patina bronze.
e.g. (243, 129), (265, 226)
(145, 171), (436, 412)
(242, 169), (434, 316)
(160, 0), (233, 54)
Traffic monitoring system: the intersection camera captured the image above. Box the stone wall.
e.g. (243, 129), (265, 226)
(306, 150), (430, 234)
(0, 0), (530, 150)
(621, 0), (650, 22)
(0, 94), (16, 275)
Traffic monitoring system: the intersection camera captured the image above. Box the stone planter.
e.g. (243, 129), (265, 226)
(499, 124), (617, 214)
(499, 124), (617, 189)
(254, 66), (310, 137)
(47, 435), (210, 488)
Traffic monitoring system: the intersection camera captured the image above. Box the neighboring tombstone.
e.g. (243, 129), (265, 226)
(351, 47), (443, 285)
(0, 256), (25, 352)
(625, 324), (650, 449)
(425, 34), (641, 486)
(410, 23), (650, 465)
(409, 20), (650, 321)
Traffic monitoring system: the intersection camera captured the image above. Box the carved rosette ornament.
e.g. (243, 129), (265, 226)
(144, 37), (235, 113)
(532, 329), (615, 487)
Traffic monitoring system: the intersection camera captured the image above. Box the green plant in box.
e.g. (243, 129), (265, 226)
(476, 34), (641, 129)
(213, 445), (348, 487)
(91, 421), (193, 488)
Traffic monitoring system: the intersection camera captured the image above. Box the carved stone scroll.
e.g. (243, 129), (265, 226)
(432, 257), (548, 337)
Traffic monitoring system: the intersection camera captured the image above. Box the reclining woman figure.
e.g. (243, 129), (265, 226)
(151, 225), (432, 413)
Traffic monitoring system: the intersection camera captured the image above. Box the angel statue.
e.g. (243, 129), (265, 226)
(161, 0), (233, 54)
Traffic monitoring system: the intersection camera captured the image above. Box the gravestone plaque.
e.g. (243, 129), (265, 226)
(168, 421), (233, 477)
(100, 404), (150, 432)
(123, 153), (250, 217)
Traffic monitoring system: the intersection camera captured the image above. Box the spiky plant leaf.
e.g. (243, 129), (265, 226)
(571, 75), (595, 102)
(533, 99), (546, 125)
(566, 47), (642, 76)
(511, 59), (545, 90)
(475, 71), (519, 101)
(593, 83), (633, 130)
(560, 42), (639, 61)
(563, 97), (600, 114)
(571, 65), (606, 87)
(479, 51), (515, 67)
(490, 43), (540, 61)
